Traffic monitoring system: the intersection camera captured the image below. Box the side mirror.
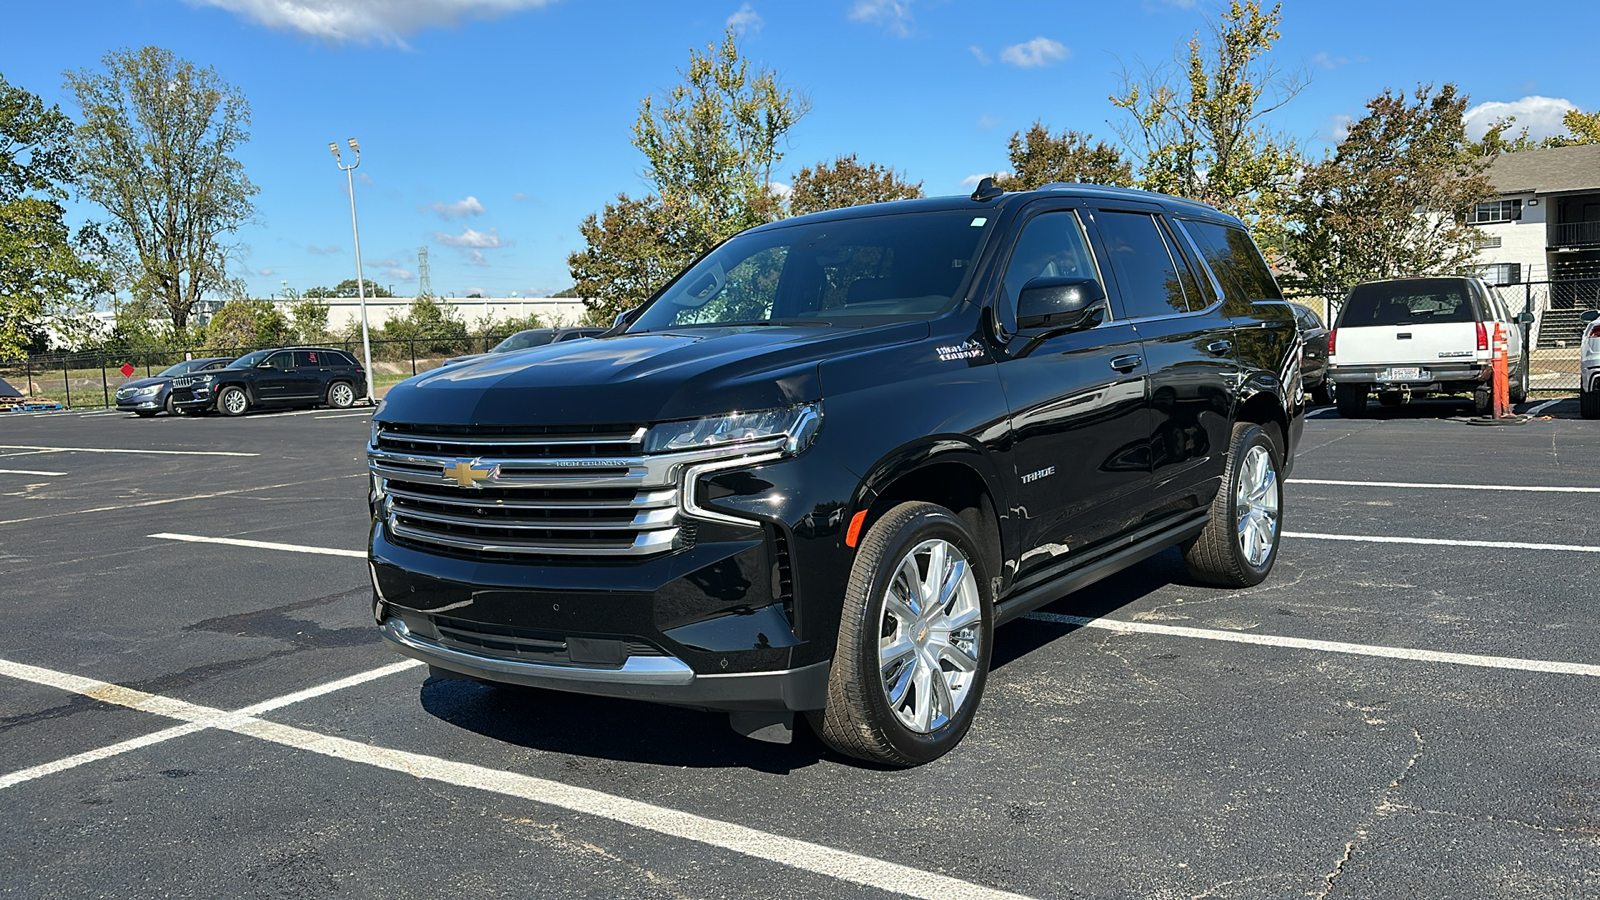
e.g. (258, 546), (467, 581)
(1517, 311), (1535, 325)
(1581, 310), (1599, 323)
(1017, 277), (1107, 331)
(612, 307), (639, 329)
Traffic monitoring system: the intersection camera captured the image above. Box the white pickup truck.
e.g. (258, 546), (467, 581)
(1327, 276), (1529, 417)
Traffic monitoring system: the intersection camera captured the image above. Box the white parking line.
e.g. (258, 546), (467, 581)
(1285, 531), (1600, 553)
(1291, 478), (1600, 493)
(0, 474), (364, 527)
(0, 468), (67, 476)
(149, 533), (365, 558)
(0, 656), (1037, 900)
(0, 444), (258, 457)
(1022, 613), (1600, 677)
(314, 412), (374, 419)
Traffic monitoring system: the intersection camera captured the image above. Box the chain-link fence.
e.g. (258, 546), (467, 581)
(0, 335), (520, 410)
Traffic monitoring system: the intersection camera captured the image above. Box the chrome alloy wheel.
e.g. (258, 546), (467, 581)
(878, 538), (983, 734)
(330, 383), (354, 407)
(222, 389), (247, 415)
(1234, 444), (1279, 568)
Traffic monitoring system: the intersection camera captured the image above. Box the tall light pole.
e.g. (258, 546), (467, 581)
(330, 138), (375, 404)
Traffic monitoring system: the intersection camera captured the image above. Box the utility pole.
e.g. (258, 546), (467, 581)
(330, 139), (375, 404)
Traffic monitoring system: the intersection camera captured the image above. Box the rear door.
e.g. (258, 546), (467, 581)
(1334, 280), (1483, 374)
(253, 351), (300, 403)
(1087, 205), (1240, 509)
(295, 350), (332, 399)
(991, 200), (1152, 577)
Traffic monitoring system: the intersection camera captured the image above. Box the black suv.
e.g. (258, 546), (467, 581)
(367, 183), (1304, 765)
(173, 346), (368, 416)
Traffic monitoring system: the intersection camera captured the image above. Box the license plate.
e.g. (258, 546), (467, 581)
(1379, 367), (1427, 381)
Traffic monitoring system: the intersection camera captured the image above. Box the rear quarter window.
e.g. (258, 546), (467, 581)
(1179, 219), (1283, 308)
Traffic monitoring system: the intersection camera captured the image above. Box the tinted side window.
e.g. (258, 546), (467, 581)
(294, 350), (323, 367)
(999, 210), (1100, 324)
(1182, 220), (1283, 303)
(265, 351), (295, 369)
(1093, 211), (1191, 318)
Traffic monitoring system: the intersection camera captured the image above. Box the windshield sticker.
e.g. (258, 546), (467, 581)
(970, 217), (987, 227)
(937, 339), (984, 362)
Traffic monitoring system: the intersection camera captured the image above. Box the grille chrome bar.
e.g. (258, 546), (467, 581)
(383, 484), (676, 511)
(385, 500), (675, 532)
(388, 518), (678, 556)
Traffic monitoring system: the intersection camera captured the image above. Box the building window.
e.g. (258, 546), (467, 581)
(1473, 233), (1503, 250)
(1469, 199), (1523, 224)
(1480, 263), (1522, 286)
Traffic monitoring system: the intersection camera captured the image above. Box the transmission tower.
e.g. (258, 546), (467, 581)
(417, 246), (433, 298)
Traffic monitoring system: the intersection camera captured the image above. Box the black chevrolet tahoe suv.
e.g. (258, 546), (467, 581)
(367, 183), (1304, 765)
(172, 346), (368, 416)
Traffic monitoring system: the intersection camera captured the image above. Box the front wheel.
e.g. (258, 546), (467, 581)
(217, 386), (249, 417)
(327, 381), (355, 409)
(810, 502), (994, 767)
(1183, 423), (1282, 588)
(164, 394), (178, 416)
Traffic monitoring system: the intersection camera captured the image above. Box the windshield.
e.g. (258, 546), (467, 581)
(226, 350), (272, 369)
(1339, 279), (1481, 327)
(157, 359), (214, 377)
(628, 209), (992, 332)
(492, 331), (556, 353)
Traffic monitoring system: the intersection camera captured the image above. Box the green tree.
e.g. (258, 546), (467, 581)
(65, 47), (257, 333)
(993, 124), (1133, 190)
(0, 74), (108, 358)
(379, 295), (469, 354)
(787, 154), (922, 216)
(570, 30), (810, 324)
(203, 298), (291, 350)
(1109, 1), (1303, 237)
(1543, 109), (1600, 147)
(1281, 84), (1495, 299)
(288, 296), (331, 343)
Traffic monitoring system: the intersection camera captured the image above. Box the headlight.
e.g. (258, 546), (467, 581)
(135, 384), (162, 395)
(197, 374), (215, 384)
(644, 403), (822, 456)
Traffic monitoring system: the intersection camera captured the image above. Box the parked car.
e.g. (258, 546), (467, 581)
(1291, 303), (1331, 404)
(171, 347), (368, 416)
(367, 182), (1304, 766)
(115, 357), (235, 417)
(1328, 276), (1529, 418)
(1581, 310), (1600, 419)
(443, 327), (606, 366)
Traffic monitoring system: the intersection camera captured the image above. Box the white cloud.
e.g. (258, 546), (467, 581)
(849, 0), (913, 37)
(726, 3), (762, 34)
(1310, 51), (1364, 70)
(382, 267), (416, 282)
(192, 0), (556, 45)
(977, 114), (999, 130)
(465, 250), (490, 267)
(512, 191), (531, 202)
(422, 196), (486, 219)
(969, 45), (990, 65)
(767, 181), (791, 199)
(960, 172), (1010, 189)
(1000, 37), (1068, 68)
(1463, 95), (1577, 141)
(366, 257), (401, 268)
(1328, 114), (1353, 143)
(307, 244), (341, 255)
(257, 267), (275, 276)
(436, 227), (506, 249)
(464, 286), (486, 298)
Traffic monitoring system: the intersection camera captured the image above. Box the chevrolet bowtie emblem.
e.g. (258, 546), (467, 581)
(444, 459), (496, 488)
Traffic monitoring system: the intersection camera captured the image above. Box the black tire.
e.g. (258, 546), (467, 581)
(1308, 381), (1333, 406)
(163, 394), (178, 416)
(1511, 364), (1529, 405)
(1336, 383), (1367, 418)
(1474, 387), (1492, 417)
(1182, 422), (1282, 588)
(1377, 393), (1402, 407)
(326, 381), (356, 409)
(216, 385), (249, 417)
(1581, 389), (1600, 420)
(810, 501), (994, 767)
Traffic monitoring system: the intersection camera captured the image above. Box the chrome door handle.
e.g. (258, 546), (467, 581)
(1110, 354), (1142, 372)
(1206, 340), (1232, 355)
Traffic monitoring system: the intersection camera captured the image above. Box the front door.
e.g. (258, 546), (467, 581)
(991, 203), (1152, 582)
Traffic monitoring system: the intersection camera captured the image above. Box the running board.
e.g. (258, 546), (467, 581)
(994, 511), (1208, 627)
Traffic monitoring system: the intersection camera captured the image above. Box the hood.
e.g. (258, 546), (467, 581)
(378, 322), (929, 426)
(116, 376), (170, 391)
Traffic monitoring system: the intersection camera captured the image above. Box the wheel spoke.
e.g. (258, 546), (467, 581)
(921, 541), (947, 608)
(937, 641), (978, 673)
(929, 666), (957, 726)
(884, 594), (917, 630)
(879, 637), (915, 676)
(885, 658), (914, 707)
(938, 604), (981, 634)
(934, 559), (966, 614)
(895, 557), (923, 616)
(909, 660), (935, 731)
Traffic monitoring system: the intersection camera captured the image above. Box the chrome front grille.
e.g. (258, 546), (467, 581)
(371, 421), (676, 558)
(171, 376), (196, 388)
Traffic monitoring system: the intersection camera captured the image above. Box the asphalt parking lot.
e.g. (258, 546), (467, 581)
(2, 396), (1598, 899)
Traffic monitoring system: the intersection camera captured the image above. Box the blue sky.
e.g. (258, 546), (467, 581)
(3, 0), (1596, 303)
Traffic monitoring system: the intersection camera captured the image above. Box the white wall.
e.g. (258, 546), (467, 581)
(318, 297), (591, 332)
(1472, 196), (1548, 283)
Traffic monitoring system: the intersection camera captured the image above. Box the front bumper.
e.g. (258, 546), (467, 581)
(171, 386), (215, 409)
(115, 398), (162, 411)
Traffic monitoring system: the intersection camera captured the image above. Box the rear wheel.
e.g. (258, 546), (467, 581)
(1308, 381), (1333, 406)
(1474, 387), (1492, 416)
(327, 381), (355, 409)
(810, 502), (993, 767)
(217, 386), (249, 417)
(1183, 423), (1282, 588)
(1512, 364), (1530, 405)
(1581, 389), (1600, 420)
(1336, 383), (1367, 418)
